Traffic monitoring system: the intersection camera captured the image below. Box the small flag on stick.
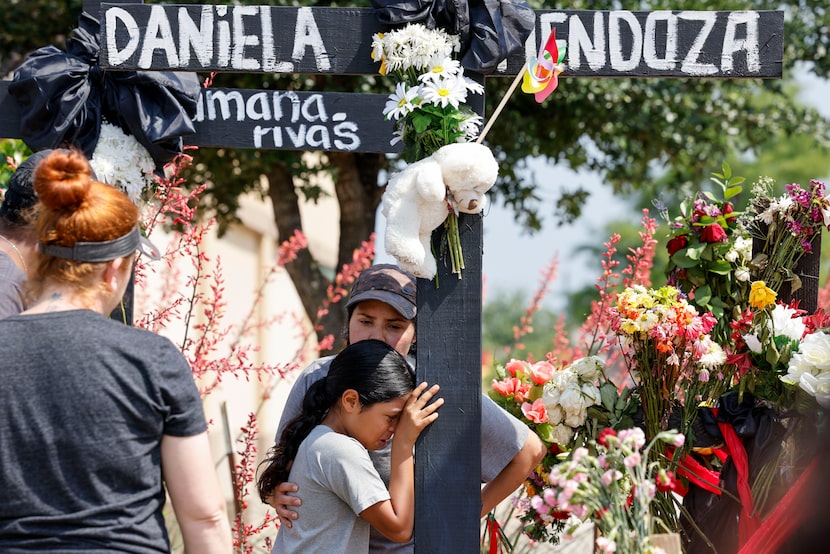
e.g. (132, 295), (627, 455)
(521, 28), (567, 103)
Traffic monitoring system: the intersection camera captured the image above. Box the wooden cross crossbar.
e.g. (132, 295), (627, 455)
(2, 3), (801, 553)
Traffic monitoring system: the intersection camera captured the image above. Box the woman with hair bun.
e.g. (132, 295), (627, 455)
(0, 149), (232, 553)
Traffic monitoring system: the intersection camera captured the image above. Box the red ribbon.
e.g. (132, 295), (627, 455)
(667, 447), (722, 496)
(738, 457), (819, 554)
(486, 515), (502, 554)
(715, 417), (760, 545)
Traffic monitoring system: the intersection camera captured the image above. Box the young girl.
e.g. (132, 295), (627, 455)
(258, 339), (442, 552)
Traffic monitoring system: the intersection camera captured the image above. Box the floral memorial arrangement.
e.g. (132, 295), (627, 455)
(372, 23), (494, 279)
(487, 166), (829, 554)
(89, 122), (157, 204)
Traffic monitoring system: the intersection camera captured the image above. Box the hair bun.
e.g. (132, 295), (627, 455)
(33, 149), (93, 212)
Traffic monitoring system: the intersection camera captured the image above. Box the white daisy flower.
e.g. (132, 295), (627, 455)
(420, 76), (468, 109)
(383, 82), (420, 120)
(418, 56), (461, 83)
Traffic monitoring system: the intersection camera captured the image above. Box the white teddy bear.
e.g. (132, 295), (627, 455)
(382, 142), (499, 279)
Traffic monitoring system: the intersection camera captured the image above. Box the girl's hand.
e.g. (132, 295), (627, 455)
(265, 481), (302, 527)
(394, 382), (443, 447)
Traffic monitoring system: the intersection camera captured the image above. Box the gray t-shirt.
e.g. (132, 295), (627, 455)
(0, 250), (25, 318)
(0, 310), (207, 553)
(276, 355), (529, 553)
(272, 425), (391, 553)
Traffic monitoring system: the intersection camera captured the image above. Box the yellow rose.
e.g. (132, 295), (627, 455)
(749, 281), (777, 309)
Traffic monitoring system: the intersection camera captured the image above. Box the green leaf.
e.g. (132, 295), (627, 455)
(722, 161), (732, 179)
(411, 113), (433, 133)
(600, 382), (618, 411)
(708, 260), (733, 275)
(671, 251), (700, 269)
(534, 423), (555, 445)
(723, 181), (746, 196)
(694, 284), (712, 306)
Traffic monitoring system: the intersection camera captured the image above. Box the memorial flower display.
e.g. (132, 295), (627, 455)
(665, 163), (750, 345)
(541, 428), (685, 554)
(372, 23), (487, 278)
(608, 285), (725, 445)
(742, 176), (830, 293)
(89, 121), (157, 204)
(489, 356), (638, 545)
(486, 163), (828, 554)
(371, 24), (484, 163)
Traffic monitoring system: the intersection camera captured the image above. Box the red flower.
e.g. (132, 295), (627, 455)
(666, 234), (689, 255)
(656, 469), (678, 493)
(723, 202), (736, 222)
(805, 308), (830, 334)
(726, 352), (754, 376)
(597, 427), (617, 447)
(700, 223), (728, 243)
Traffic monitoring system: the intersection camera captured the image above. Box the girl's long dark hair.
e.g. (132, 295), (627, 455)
(257, 339), (414, 501)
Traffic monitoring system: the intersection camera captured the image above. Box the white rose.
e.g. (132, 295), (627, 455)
(734, 236), (753, 260)
(542, 370), (578, 408)
(581, 383), (601, 408)
(735, 268), (751, 282)
(547, 405), (565, 426)
(549, 424), (574, 446)
(799, 373), (830, 408)
(570, 356), (604, 382)
(724, 249), (739, 263)
(560, 385), (588, 427)
(791, 331), (830, 373)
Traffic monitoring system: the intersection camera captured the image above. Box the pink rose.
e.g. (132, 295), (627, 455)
(521, 398), (548, 423)
(505, 359), (527, 378)
(529, 361), (555, 384)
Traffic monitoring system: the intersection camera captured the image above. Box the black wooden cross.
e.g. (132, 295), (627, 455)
(1, 3), (792, 552)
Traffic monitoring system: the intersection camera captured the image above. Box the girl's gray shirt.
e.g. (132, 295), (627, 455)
(276, 355), (529, 553)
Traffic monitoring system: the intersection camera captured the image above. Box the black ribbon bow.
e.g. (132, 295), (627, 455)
(371, 0), (535, 74)
(9, 12), (200, 171)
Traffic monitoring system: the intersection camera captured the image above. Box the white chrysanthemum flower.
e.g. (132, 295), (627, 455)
(420, 76), (468, 109)
(698, 340), (727, 369)
(89, 122), (155, 203)
(383, 82), (420, 120)
(370, 33), (385, 62)
(389, 129), (404, 147)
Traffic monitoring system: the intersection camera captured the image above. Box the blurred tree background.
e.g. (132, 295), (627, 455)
(2, 0), (829, 355)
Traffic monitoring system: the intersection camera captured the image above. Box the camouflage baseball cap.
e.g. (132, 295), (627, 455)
(346, 264), (417, 319)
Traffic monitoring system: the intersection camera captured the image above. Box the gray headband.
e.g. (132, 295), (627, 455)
(40, 227), (161, 262)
